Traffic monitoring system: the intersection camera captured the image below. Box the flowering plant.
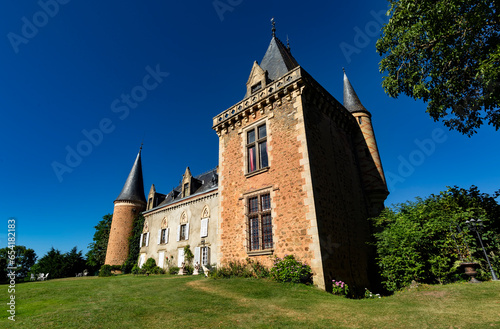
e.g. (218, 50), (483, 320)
(331, 280), (349, 296)
(364, 288), (381, 299)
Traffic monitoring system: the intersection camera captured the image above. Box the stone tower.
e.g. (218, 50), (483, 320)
(212, 26), (388, 291)
(105, 147), (146, 266)
(343, 71), (388, 216)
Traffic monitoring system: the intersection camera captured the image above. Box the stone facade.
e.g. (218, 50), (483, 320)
(106, 32), (388, 292)
(139, 186), (218, 270)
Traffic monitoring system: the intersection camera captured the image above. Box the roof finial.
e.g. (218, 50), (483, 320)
(286, 34), (290, 50)
(271, 17), (276, 37)
(342, 67), (346, 74)
(140, 142), (143, 151)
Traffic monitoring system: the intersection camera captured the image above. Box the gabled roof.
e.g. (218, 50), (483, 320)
(115, 148), (146, 204)
(343, 71), (370, 114)
(154, 168), (218, 209)
(260, 37), (299, 81)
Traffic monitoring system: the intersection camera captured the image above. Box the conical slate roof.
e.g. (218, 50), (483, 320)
(343, 71), (370, 114)
(115, 148), (146, 203)
(260, 37), (299, 81)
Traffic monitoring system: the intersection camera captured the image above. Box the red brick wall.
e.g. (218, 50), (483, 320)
(218, 95), (314, 269)
(105, 202), (145, 265)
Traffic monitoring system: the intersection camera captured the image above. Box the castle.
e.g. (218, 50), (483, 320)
(104, 25), (388, 291)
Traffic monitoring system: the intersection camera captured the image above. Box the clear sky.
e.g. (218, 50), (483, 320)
(1, 0), (498, 259)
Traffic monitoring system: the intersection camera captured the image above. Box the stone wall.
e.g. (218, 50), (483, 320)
(301, 87), (373, 292)
(140, 190), (218, 270)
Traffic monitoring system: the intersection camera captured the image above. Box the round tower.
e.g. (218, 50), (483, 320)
(105, 147), (146, 266)
(343, 70), (388, 215)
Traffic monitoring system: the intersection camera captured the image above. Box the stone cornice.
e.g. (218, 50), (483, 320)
(213, 67), (304, 136)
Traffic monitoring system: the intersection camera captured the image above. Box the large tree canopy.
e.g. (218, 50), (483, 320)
(377, 0), (500, 136)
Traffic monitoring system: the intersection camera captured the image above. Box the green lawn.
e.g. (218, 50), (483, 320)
(2, 275), (500, 328)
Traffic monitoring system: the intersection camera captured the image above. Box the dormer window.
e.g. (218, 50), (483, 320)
(251, 82), (262, 94)
(183, 183), (190, 197)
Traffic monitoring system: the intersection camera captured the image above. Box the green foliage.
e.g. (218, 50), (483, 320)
(210, 259), (269, 279)
(122, 214), (145, 274)
(63, 247), (87, 277)
(142, 257), (157, 271)
(99, 265), (113, 277)
(183, 245), (194, 265)
(32, 246), (87, 279)
(270, 255), (312, 284)
(210, 260), (253, 279)
(372, 186), (500, 291)
(131, 265), (141, 275)
(168, 266), (180, 275)
(0, 245), (37, 282)
(377, 0), (500, 136)
(86, 214), (112, 270)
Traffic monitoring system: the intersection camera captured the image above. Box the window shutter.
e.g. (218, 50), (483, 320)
(178, 248), (184, 267)
(185, 223), (190, 240)
(145, 232), (150, 246)
(139, 234), (143, 248)
(165, 228), (169, 244)
(157, 229), (162, 244)
(194, 247), (200, 265)
(176, 225), (180, 242)
(200, 218), (208, 238)
(158, 251), (165, 268)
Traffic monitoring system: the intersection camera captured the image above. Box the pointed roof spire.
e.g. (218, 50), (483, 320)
(115, 147), (146, 204)
(343, 69), (370, 114)
(260, 21), (299, 81)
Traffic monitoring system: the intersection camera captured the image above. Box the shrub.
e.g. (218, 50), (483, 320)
(131, 265), (142, 275)
(150, 266), (165, 275)
(99, 265), (113, 277)
(121, 260), (134, 274)
(247, 258), (270, 278)
(371, 186), (500, 291)
(270, 255), (312, 284)
(168, 266), (179, 275)
(142, 258), (157, 272)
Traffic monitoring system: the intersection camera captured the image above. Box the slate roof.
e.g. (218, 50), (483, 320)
(343, 71), (370, 114)
(115, 149), (146, 203)
(155, 168), (218, 209)
(260, 37), (299, 82)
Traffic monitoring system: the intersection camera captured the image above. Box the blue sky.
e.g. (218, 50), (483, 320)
(1, 0), (498, 259)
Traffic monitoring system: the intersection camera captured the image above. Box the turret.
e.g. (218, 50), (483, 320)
(343, 71), (388, 215)
(105, 147), (147, 266)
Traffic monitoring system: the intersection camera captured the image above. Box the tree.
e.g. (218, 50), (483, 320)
(376, 0), (500, 136)
(0, 246), (37, 281)
(34, 246), (87, 279)
(86, 214), (113, 269)
(34, 247), (66, 279)
(372, 186), (500, 291)
(63, 247), (87, 276)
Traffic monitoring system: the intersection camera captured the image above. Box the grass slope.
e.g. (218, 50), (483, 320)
(2, 275), (500, 328)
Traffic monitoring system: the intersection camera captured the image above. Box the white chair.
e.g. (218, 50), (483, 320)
(37, 273), (44, 281)
(43, 273), (49, 281)
(30, 274), (35, 281)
